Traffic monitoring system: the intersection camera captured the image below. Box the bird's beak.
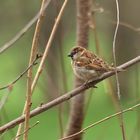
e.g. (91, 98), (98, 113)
(68, 53), (72, 57)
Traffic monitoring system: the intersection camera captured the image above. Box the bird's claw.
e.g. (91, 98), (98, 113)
(84, 80), (97, 88)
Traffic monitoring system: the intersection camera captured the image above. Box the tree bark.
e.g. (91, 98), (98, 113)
(65, 0), (90, 139)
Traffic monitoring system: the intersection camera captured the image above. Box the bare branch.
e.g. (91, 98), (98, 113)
(0, 55), (139, 134)
(112, 1), (126, 139)
(113, 0), (120, 99)
(23, 0), (48, 139)
(0, 54), (41, 91)
(31, 0), (68, 93)
(111, 21), (140, 33)
(60, 102), (140, 140)
(13, 121), (39, 140)
(0, 0), (51, 54)
(16, 0), (68, 139)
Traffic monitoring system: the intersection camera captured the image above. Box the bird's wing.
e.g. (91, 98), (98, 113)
(85, 62), (109, 72)
(84, 51), (113, 72)
(74, 49), (114, 72)
(74, 58), (90, 67)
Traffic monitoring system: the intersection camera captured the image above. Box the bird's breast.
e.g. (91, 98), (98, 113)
(72, 64), (98, 81)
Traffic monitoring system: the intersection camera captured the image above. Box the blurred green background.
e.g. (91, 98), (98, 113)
(0, 0), (140, 140)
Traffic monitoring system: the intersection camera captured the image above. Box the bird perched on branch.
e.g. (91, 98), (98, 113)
(68, 46), (118, 83)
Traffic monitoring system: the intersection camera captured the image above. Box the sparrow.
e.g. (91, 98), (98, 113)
(68, 46), (116, 82)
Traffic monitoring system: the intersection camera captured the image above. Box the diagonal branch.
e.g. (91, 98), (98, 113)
(31, 0), (68, 93)
(13, 121), (39, 140)
(0, 54), (41, 91)
(0, 55), (139, 134)
(0, 0), (51, 54)
(60, 102), (140, 140)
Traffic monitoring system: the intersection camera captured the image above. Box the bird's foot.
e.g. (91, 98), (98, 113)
(84, 80), (97, 88)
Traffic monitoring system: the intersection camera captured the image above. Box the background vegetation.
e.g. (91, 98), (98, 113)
(0, 0), (140, 140)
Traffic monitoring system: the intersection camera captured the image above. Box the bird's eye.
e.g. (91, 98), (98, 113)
(74, 49), (78, 53)
(73, 50), (76, 55)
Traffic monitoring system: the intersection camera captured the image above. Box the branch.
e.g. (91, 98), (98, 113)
(111, 21), (140, 33)
(0, 54), (41, 91)
(60, 102), (140, 140)
(13, 121), (39, 140)
(112, 0), (126, 139)
(0, 56), (139, 134)
(112, 0), (120, 99)
(16, 0), (68, 139)
(0, 0), (51, 54)
(23, 0), (48, 139)
(31, 0), (68, 93)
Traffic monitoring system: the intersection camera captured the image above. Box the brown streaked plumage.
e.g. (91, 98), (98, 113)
(68, 46), (115, 82)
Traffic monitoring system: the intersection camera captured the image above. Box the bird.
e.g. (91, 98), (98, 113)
(68, 46), (117, 83)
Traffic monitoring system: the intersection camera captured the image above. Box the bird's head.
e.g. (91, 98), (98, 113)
(68, 46), (86, 60)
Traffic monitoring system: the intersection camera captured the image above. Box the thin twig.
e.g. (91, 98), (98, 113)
(111, 21), (140, 33)
(112, 1), (126, 140)
(113, 0), (120, 99)
(18, 0), (67, 139)
(0, 0), (51, 54)
(13, 121), (39, 140)
(23, 0), (48, 140)
(0, 54), (41, 91)
(60, 103), (140, 140)
(0, 56), (139, 134)
(31, 0), (68, 93)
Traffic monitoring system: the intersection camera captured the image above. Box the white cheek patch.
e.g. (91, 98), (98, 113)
(73, 54), (78, 60)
